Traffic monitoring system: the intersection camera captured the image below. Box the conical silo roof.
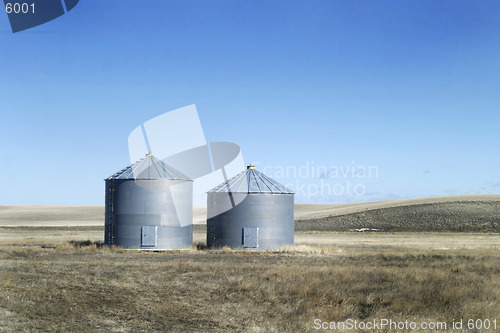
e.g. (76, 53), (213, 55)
(106, 154), (192, 180)
(208, 166), (294, 194)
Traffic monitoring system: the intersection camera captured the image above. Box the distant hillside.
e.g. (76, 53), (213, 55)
(2, 195), (499, 231)
(0, 206), (104, 227)
(296, 198), (500, 232)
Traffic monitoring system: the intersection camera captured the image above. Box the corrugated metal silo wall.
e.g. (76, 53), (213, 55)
(104, 179), (113, 245)
(105, 179), (193, 249)
(207, 193), (294, 249)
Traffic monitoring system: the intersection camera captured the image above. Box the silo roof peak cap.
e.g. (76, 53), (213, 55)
(247, 165), (255, 169)
(106, 155), (192, 181)
(208, 167), (294, 194)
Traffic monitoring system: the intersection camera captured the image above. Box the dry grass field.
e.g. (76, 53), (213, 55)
(1, 235), (499, 332)
(1, 195), (499, 332)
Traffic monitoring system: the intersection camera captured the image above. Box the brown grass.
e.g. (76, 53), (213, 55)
(1, 237), (499, 332)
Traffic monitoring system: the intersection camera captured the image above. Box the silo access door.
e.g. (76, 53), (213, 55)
(141, 226), (157, 247)
(243, 228), (258, 248)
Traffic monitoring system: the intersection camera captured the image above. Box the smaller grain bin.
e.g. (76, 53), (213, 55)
(207, 165), (294, 250)
(105, 154), (193, 250)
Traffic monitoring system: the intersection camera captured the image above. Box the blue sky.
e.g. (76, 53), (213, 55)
(0, 0), (499, 204)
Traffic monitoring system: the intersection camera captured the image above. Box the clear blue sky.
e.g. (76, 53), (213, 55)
(0, 0), (499, 204)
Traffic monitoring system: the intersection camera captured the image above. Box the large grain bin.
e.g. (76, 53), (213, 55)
(207, 165), (294, 250)
(105, 154), (193, 250)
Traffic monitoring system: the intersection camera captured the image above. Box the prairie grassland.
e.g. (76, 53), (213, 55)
(0, 228), (499, 332)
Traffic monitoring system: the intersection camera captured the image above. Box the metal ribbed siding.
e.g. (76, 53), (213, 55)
(105, 156), (193, 250)
(206, 167), (294, 250)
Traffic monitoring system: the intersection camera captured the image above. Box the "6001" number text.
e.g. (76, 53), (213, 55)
(5, 3), (35, 14)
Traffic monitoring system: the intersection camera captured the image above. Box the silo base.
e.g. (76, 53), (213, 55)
(107, 225), (193, 250)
